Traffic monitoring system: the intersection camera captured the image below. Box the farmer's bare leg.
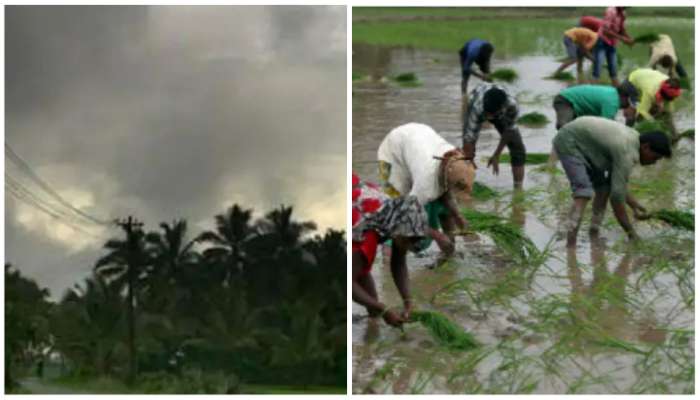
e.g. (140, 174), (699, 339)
(590, 189), (610, 235)
(358, 273), (380, 316)
(567, 197), (589, 247)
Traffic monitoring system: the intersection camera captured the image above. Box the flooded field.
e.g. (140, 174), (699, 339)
(352, 14), (694, 394)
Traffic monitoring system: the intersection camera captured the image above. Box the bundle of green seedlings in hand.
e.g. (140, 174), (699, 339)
(392, 72), (422, 87)
(546, 71), (575, 81)
(490, 68), (518, 82)
(499, 152), (550, 164)
(472, 181), (499, 200)
(409, 310), (479, 351)
(648, 209), (694, 231)
(516, 112), (549, 127)
(633, 32), (661, 44)
(461, 208), (540, 264)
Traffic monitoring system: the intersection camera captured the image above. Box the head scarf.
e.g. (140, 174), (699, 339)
(352, 173), (428, 243)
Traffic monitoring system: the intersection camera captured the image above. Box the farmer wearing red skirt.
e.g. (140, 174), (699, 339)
(352, 173), (452, 327)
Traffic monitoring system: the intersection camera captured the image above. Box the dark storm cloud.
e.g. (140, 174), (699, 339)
(5, 5), (347, 297)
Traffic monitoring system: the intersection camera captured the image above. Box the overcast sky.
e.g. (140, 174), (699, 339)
(5, 6), (347, 298)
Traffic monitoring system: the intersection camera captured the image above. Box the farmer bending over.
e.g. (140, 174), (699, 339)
(648, 34), (688, 79)
(623, 68), (682, 140)
(352, 173), (453, 327)
(553, 117), (671, 247)
(463, 83), (526, 188)
(378, 122), (473, 255)
(548, 84), (638, 166)
(459, 39), (494, 95)
(554, 27), (598, 83)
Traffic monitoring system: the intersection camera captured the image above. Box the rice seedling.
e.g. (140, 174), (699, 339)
(409, 310), (479, 351)
(472, 181), (499, 200)
(391, 72), (422, 87)
(491, 68), (518, 82)
(634, 119), (668, 134)
(516, 112), (549, 127)
(634, 33), (661, 44)
(461, 208), (540, 264)
(499, 152), (550, 164)
(546, 71), (575, 81)
(647, 209), (694, 231)
(679, 129), (694, 140)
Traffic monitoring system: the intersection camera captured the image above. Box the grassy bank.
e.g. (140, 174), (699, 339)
(353, 7), (694, 21)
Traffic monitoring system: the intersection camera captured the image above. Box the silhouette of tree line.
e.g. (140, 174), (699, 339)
(6, 204), (346, 392)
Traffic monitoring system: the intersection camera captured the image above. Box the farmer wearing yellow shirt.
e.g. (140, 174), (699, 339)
(554, 27), (598, 83)
(648, 34), (688, 79)
(623, 68), (682, 139)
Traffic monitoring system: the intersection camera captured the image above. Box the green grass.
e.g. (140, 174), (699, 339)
(516, 112), (549, 127)
(491, 68), (518, 82)
(242, 384), (346, 394)
(499, 152), (550, 164)
(546, 71), (575, 81)
(409, 310), (479, 350)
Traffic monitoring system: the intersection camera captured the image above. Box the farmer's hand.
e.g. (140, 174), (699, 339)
(624, 37), (635, 46)
(433, 231), (455, 255)
(455, 214), (468, 231)
(632, 204), (648, 219)
(487, 155), (500, 175)
(382, 309), (406, 327)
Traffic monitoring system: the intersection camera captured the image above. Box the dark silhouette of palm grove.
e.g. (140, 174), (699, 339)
(6, 204), (346, 393)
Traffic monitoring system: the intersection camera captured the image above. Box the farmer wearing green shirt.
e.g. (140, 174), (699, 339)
(553, 84), (638, 129)
(548, 84), (638, 166)
(553, 116), (671, 247)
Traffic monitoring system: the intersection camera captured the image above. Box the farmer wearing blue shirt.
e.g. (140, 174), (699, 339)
(459, 39), (494, 95)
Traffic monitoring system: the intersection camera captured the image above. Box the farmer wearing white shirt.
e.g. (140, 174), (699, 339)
(378, 122), (474, 255)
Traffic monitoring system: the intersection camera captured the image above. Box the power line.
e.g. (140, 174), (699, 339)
(5, 179), (104, 240)
(5, 172), (98, 229)
(5, 143), (111, 226)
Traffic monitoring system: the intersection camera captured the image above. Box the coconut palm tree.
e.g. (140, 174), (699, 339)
(197, 205), (255, 286)
(94, 221), (150, 384)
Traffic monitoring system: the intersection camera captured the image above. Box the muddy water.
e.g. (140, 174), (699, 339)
(352, 32), (694, 394)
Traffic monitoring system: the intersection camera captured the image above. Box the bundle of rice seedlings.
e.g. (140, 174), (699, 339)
(546, 71), (575, 81)
(391, 72), (422, 87)
(499, 152), (550, 165)
(634, 32), (661, 44)
(634, 119), (668, 134)
(472, 181), (499, 200)
(648, 209), (694, 231)
(491, 68), (518, 82)
(409, 310), (479, 351)
(517, 112), (549, 127)
(679, 129), (694, 140)
(462, 208), (540, 264)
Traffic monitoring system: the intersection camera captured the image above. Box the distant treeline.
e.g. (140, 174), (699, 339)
(6, 204), (346, 393)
